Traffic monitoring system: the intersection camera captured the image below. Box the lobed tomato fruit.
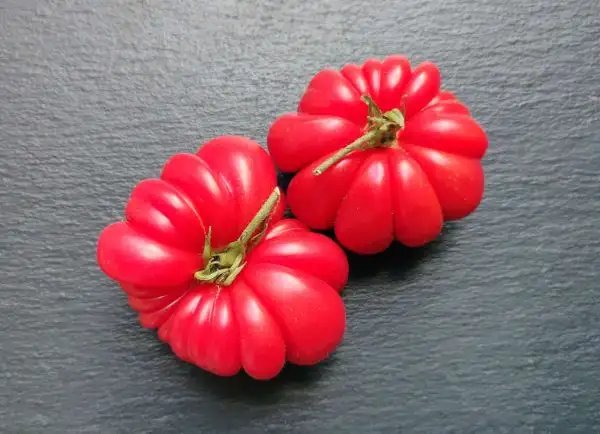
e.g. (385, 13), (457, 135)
(268, 55), (488, 254)
(97, 136), (348, 380)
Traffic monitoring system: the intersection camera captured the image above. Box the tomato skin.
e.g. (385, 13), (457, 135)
(297, 69), (367, 125)
(267, 114), (361, 173)
(267, 55), (488, 254)
(378, 55), (412, 112)
(97, 137), (348, 380)
(334, 151), (395, 254)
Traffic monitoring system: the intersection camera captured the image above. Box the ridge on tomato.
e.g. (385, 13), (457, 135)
(97, 136), (348, 380)
(267, 55), (488, 254)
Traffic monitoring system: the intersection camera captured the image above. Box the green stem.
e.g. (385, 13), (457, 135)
(363, 95), (382, 118)
(195, 268), (228, 282)
(239, 187), (281, 246)
(383, 109), (405, 126)
(312, 96), (405, 176)
(193, 187), (281, 285)
(313, 130), (379, 176)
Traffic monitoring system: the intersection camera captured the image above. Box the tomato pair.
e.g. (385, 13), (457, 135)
(97, 55), (487, 380)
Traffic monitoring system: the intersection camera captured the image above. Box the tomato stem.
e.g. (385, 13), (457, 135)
(313, 96), (405, 176)
(194, 187), (280, 286)
(313, 130), (379, 175)
(239, 187), (281, 246)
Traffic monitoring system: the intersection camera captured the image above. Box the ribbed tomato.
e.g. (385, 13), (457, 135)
(268, 55), (488, 254)
(97, 136), (348, 380)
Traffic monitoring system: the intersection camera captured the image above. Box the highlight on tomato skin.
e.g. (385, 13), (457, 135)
(267, 55), (488, 255)
(96, 136), (349, 380)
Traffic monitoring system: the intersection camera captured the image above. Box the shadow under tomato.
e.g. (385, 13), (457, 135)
(278, 171), (455, 280)
(277, 171), (294, 195)
(346, 223), (455, 281)
(182, 356), (336, 405)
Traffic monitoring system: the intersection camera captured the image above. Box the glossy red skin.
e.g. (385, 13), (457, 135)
(267, 55), (488, 254)
(97, 136), (348, 380)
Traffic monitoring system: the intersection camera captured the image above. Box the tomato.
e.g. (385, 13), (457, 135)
(97, 136), (348, 380)
(267, 55), (488, 254)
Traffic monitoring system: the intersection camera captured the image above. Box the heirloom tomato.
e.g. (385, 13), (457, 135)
(97, 136), (348, 380)
(268, 55), (488, 254)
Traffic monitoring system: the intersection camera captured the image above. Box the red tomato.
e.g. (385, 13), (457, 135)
(97, 136), (348, 380)
(268, 55), (488, 254)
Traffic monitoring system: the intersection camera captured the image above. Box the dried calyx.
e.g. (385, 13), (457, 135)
(194, 187), (280, 286)
(313, 95), (405, 176)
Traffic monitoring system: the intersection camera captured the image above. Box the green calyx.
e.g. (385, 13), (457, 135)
(193, 187), (281, 286)
(313, 95), (405, 176)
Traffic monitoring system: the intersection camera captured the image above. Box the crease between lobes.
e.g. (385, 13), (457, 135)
(98, 136), (348, 380)
(242, 262), (345, 366)
(104, 138), (286, 291)
(286, 58), (473, 183)
(288, 150), (370, 229)
(160, 151), (237, 249)
(330, 142), (481, 250)
(290, 145), (447, 253)
(159, 281), (253, 376)
(285, 57), (487, 252)
(128, 221), (345, 380)
(267, 113), (363, 173)
(97, 154), (223, 289)
(246, 228), (349, 291)
(165, 290), (204, 362)
(153, 262), (341, 379)
(333, 151), (395, 254)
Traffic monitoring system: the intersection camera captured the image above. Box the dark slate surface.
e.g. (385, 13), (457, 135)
(1, 0), (599, 432)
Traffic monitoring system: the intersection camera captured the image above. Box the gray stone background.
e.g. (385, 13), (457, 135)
(1, 0), (599, 432)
